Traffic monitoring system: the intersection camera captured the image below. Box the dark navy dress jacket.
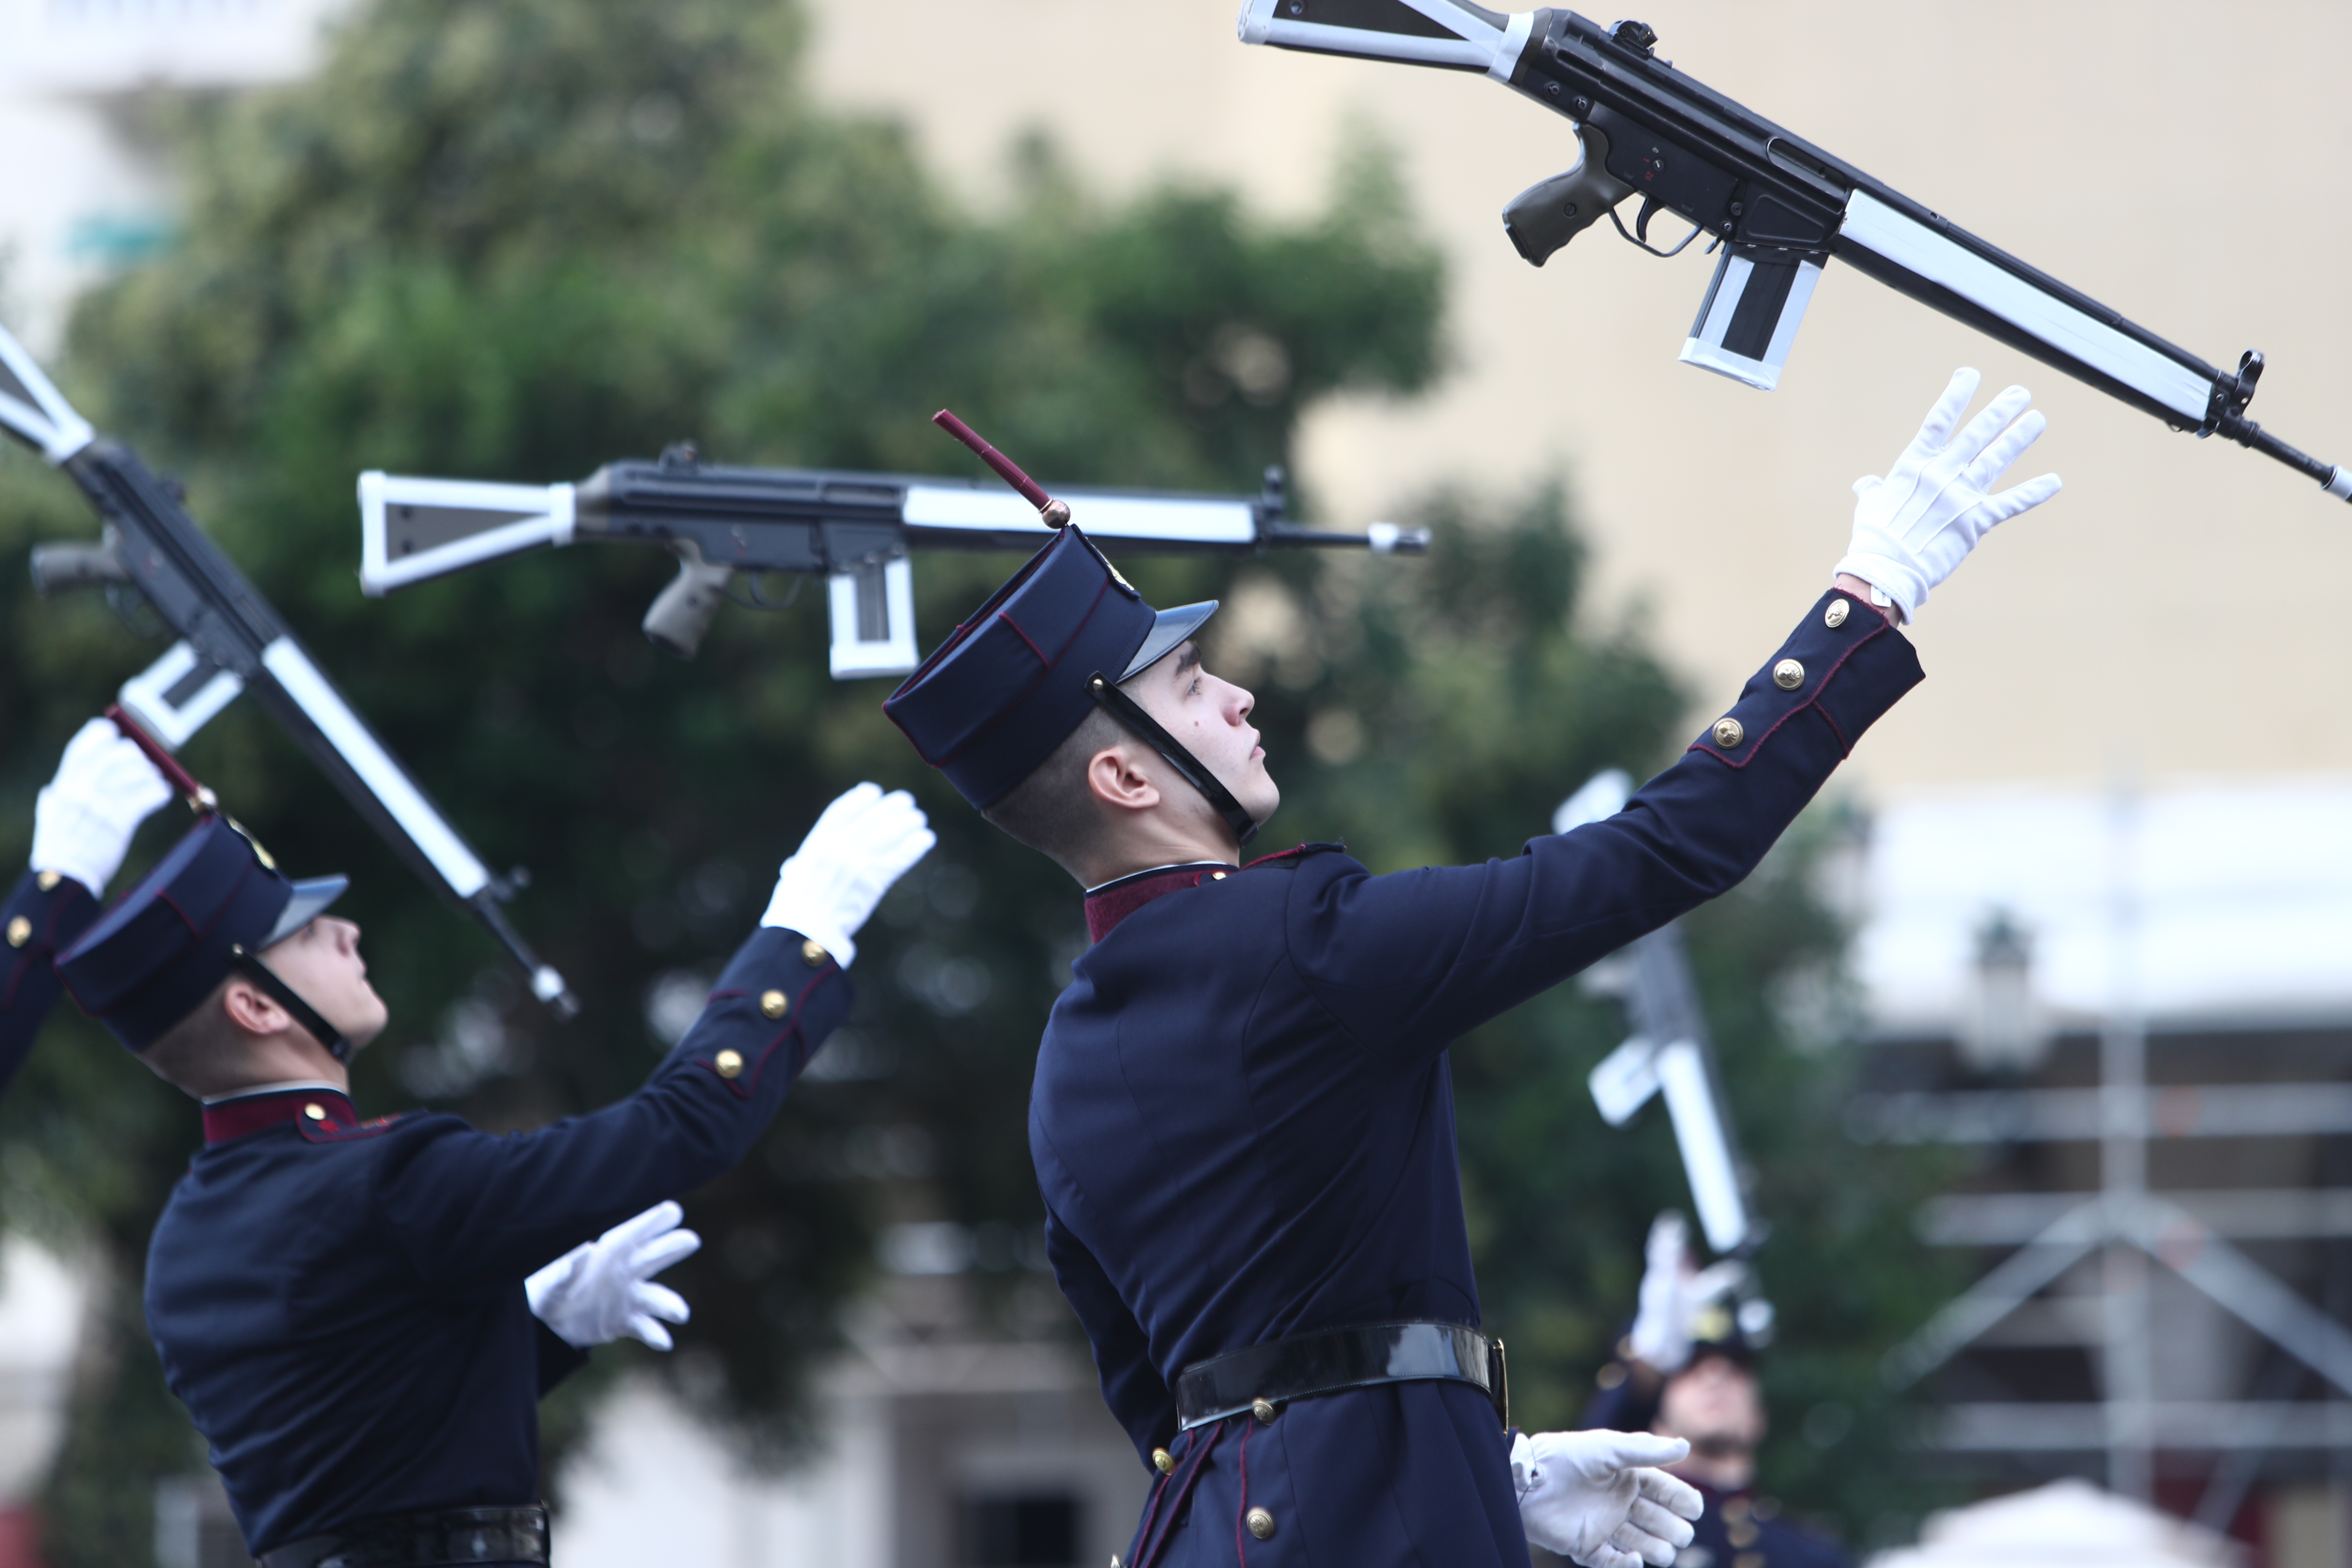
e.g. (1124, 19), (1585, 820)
(1029, 592), (1920, 1566)
(144, 925), (850, 1558)
(0, 869), (99, 1093)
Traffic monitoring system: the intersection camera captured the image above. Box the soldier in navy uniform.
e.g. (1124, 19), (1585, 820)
(54, 781), (934, 1567)
(1583, 1215), (1846, 1568)
(882, 371), (2059, 1567)
(1, 717), (173, 1085)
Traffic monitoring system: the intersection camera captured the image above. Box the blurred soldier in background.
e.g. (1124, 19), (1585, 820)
(53, 780), (933, 1568)
(1, 716), (173, 1087)
(1585, 1214), (1847, 1568)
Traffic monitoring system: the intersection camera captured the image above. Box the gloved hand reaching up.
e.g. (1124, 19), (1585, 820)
(31, 717), (174, 896)
(527, 1201), (702, 1351)
(1514, 1428), (1704, 1568)
(762, 782), (936, 968)
(1834, 367), (2063, 624)
(1627, 1211), (1751, 1375)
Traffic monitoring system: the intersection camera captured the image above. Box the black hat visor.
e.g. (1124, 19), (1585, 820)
(262, 876), (349, 949)
(1118, 600), (1219, 683)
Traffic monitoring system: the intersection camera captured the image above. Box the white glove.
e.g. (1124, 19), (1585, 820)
(1627, 1212), (1750, 1374)
(1832, 367), (2062, 624)
(31, 717), (175, 896)
(761, 782), (936, 969)
(526, 1200), (701, 1351)
(1513, 1429), (1703, 1568)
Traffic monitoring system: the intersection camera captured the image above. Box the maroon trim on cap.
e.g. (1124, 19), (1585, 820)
(1083, 864), (1230, 943)
(202, 1087), (356, 1145)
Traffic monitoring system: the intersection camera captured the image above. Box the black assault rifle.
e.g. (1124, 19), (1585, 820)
(1239, 3), (2352, 504)
(0, 321), (579, 1017)
(358, 449), (1427, 672)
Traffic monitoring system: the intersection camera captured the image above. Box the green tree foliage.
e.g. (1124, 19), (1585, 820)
(0, 0), (1951, 1558)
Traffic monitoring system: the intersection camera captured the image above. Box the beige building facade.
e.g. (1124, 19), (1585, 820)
(810, 0), (2352, 796)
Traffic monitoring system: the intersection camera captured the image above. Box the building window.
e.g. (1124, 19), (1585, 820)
(960, 1491), (1083, 1568)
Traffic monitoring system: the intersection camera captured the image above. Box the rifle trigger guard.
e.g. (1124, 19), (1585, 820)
(1609, 200), (1706, 259)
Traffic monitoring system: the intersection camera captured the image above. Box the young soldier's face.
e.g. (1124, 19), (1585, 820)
(263, 915), (391, 1054)
(1130, 641), (1281, 827)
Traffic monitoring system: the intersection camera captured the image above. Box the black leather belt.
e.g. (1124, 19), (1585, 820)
(1173, 1320), (1507, 1431)
(258, 1506), (549, 1568)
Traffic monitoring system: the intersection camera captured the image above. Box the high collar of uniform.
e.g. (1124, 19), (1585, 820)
(201, 1086), (358, 1145)
(1083, 862), (1233, 943)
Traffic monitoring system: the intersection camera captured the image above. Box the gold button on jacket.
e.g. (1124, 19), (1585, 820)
(303, 1103), (327, 1121)
(714, 1049), (745, 1079)
(760, 989), (790, 1020)
(1245, 1507), (1276, 1540)
(1251, 1397), (1277, 1423)
(800, 938), (828, 968)
(1712, 717), (1746, 749)
(1151, 1447), (1175, 1473)
(35, 870), (61, 892)
(5, 916), (30, 949)
(1825, 597), (1850, 629)
(1773, 658), (1805, 691)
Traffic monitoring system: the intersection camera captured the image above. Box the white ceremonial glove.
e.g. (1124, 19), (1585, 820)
(526, 1200), (702, 1351)
(1832, 367), (2062, 624)
(1627, 1211), (1751, 1374)
(30, 717), (175, 896)
(1513, 1429), (1703, 1568)
(761, 782), (936, 969)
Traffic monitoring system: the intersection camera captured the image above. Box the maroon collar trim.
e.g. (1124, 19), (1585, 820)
(1083, 863), (1231, 943)
(202, 1087), (358, 1145)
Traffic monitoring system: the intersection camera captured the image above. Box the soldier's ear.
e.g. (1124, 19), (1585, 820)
(220, 976), (291, 1039)
(1085, 741), (1162, 816)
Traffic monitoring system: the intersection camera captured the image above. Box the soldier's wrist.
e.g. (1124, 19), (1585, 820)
(1831, 573), (1896, 623)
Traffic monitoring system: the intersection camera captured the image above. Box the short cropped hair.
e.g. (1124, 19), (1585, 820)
(981, 707), (1127, 877)
(136, 977), (243, 1092)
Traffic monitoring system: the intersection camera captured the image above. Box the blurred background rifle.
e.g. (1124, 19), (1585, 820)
(1239, 2), (2352, 506)
(0, 318), (579, 1017)
(1557, 769), (1776, 1341)
(359, 446), (1429, 673)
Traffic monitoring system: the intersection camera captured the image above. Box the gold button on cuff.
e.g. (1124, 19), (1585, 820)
(1595, 1361), (1627, 1390)
(760, 989), (790, 1020)
(1728, 1520), (1760, 1547)
(1211, 871), (1228, 881)
(1735, 1554), (1765, 1568)
(1151, 1447), (1175, 1474)
(1245, 1507), (1276, 1540)
(1825, 597), (1851, 629)
(5, 917), (30, 949)
(35, 870), (61, 893)
(1251, 1397), (1277, 1424)
(1773, 658), (1805, 691)
(303, 1102), (327, 1121)
(714, 1049), (745, 1079)
(1712, 717), (1746, 749)
(800, 938), (828, 968)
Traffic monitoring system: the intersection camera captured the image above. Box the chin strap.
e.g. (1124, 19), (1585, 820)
(1087, 674), (1261, 848)
(227, 944), (353, 1063)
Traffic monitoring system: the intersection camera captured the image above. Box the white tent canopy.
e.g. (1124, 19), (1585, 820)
(1867, 1479), (2242, 1568)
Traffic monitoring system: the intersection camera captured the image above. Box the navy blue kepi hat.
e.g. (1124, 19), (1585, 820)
(57, 816), (346, 1052)
(884, 527), (1215, 809)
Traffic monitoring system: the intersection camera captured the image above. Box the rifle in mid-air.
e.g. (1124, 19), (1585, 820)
(1240, 3), (2352, 505)
(0, 320), (579, 1017)
(1556, 770), (1774, 1338)
(358, 447), (1427, 674)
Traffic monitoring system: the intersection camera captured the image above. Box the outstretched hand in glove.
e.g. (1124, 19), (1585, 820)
(1513, 1428), (1703, 1568)
(762, 783), (936, 968)
(527, 1200), (702, 1351)
(1833, 367), (2063, 624)
(32, 717), (174, 896)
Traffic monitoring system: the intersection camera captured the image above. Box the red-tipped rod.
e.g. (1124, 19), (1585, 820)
(105, 703), (217, 813)
(931, 409), (1072, 527)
